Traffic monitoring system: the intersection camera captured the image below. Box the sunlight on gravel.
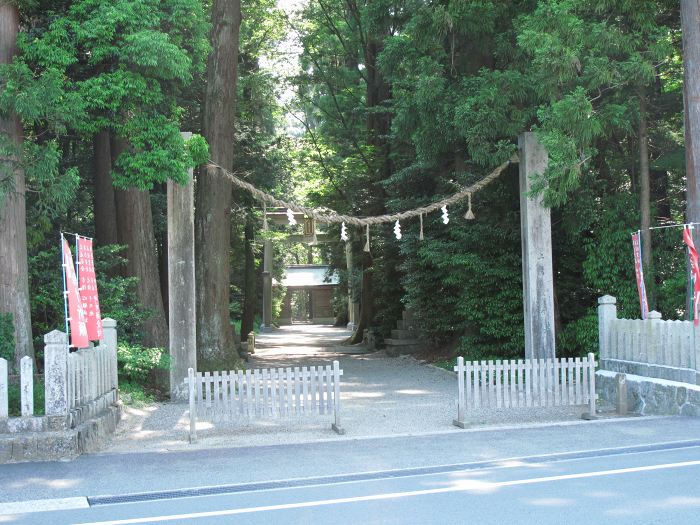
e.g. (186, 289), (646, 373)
(103, 325), (585, 454)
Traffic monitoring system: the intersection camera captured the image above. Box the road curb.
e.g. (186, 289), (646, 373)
(88, 438), (700, 506)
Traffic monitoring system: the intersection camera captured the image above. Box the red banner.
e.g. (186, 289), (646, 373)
(683, 226), (700, 326)
(77, 237), (103, 341)
(62, 239), (89, 347)
(631, 232), (649, 320)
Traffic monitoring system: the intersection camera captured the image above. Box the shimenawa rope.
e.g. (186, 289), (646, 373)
(205, 153), (519, 226)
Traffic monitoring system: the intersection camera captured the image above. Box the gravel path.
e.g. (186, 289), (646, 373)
(103, 325), (587, 454)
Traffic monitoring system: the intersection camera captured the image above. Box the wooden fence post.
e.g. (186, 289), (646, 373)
(453, 357), (466, 428)
(582, 352), (598, 420)
(331, 360), (344, 434)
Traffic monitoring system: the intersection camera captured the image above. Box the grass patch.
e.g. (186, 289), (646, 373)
(119, 381), (156, 407)
(8, 379), (45, 417)
(431, 358), (457, 371)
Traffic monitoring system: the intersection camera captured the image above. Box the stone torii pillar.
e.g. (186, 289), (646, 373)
(519, 132), (555, 360)
(261, 224), (273, 333)
(167, 132), (197, 400)
(345, 242), (357, 330)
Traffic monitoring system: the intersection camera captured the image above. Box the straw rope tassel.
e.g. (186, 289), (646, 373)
(364, 224), (370, 252)
(419, 213), (424, 240)
(263, 203), (268, 230)
(464, 193), (475, 220)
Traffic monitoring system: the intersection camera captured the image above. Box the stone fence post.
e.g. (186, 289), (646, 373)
(102, 318), (118, 392)
(44, 330), (69, 419)
(0, 358), (7, 418)
(598, 295), (617, 360)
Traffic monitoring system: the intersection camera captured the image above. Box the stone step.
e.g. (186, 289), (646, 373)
(385, 340), (424, 357)
(391, 329), (419, 340)
(385, 338), (422, 347)
(402, 309), (415, 322)
(396, 320), (415, 331)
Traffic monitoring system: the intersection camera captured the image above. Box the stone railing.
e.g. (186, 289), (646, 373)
(598, 296), (699, 385)
(1, 318), (119, 433)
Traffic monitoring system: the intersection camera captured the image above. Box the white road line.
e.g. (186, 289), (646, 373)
(0, 497), (89, 516)
(75, 459), (700, 525)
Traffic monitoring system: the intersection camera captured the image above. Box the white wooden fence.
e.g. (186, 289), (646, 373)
(453, 353), (597, 428)
(187, 361), (344, 443)
(598, 295), (700, 384)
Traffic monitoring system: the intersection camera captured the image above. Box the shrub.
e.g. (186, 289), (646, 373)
(117, 343), (170, 383)
(0, 313), (14, 363)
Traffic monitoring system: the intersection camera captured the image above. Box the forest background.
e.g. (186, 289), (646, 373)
(0, 0), (696, 396)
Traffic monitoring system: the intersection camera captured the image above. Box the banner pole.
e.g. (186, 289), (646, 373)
(60, 232), (70, 343)
(75, 234), (80, 294)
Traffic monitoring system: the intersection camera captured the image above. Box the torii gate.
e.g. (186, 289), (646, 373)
(259, 210), (357, 332)
(165, 131), (555, 399)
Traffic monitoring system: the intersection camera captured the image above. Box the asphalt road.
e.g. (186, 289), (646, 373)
(3, 416), (700, 505)
(4, 443), (700, 524)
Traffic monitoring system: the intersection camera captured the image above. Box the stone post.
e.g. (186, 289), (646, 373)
(102, 318), (118, 393)
(519, 132), (555, 360)
(44, 330), (69, 419)
(0, 358), (7, 418)
(261, 237), (273, 332)
(597, 295), (617, 361)
(647, 310), (662, 366)
(345, 242), (356, 330)
(20, 356), (33, 416)
(616, 373), (628, 415)
(168, 132), (197, 401)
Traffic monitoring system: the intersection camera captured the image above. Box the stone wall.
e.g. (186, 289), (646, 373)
(0, 402), (122, 463)
(0, 322), (122, 463)
(598, 295), (699, 384)
(597, 370), (700, 416)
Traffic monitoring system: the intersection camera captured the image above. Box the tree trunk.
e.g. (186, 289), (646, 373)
(112, 137), (169, 349)
(195, 0), (242, 364)
(240, 215), (256, 340)
(158, 213), (168, 322)
(349, 252), (373, 345)
(0, 2), (33, 369)
(639, 94), (653, 306)
(92, 129), (118, 247)
(682, 0), (700, 314)
(350, 32), (392, 347)
(651, 169), (670, 221)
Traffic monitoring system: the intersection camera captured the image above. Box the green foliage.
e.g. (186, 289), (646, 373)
(116, 338), (170, 406)
(292, 0), (685, 362)
(117, 343), (169, 384)
(2, 0), (211, 193)
(0, 313), (15, 363)
(400, 178), (525, 359)
(28, 244), (148, 350)
(185, 134), (209, 167)
(118, 381), (156, 406)
(8, 379), (45, 417)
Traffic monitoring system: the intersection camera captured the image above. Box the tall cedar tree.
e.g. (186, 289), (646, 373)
(682, 0), (700, 250)
(195, 0), (243, 364)
(0, 2), (33, 368)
